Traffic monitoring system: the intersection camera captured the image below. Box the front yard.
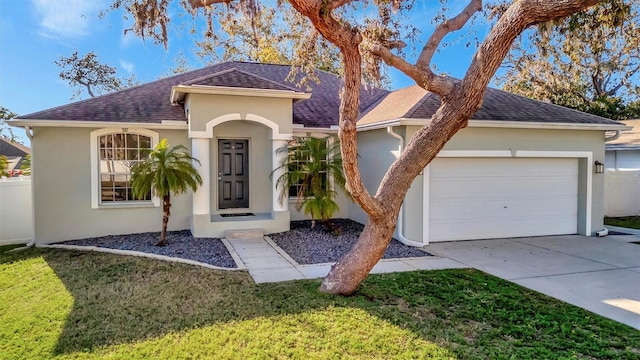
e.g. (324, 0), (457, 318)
(1, 248), (638, 359)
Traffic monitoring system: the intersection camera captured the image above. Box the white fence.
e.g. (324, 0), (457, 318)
(605, 170), (640, 217)
(0, 177), (33, 245)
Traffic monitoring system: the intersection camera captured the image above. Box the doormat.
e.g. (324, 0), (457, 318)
(220, 213), (255, 217)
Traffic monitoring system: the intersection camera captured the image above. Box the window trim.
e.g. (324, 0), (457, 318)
(90, 128), (160, 209)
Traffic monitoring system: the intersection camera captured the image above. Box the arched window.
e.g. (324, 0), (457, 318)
(90, 128), (159, 208)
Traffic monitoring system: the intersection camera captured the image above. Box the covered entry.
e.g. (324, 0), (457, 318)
(427, 157), (580, 242)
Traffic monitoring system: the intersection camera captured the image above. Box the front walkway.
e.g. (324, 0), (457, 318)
(225, 236), (466, 284)
(427, 234), (640, 330)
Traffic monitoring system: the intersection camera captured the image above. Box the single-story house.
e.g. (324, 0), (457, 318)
(0, 137), (30, 176)
(9, 61), (628, 245)
(605, 119), (640, 170)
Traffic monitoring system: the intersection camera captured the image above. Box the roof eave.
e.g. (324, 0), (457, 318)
(7, 119), (188, 130)
(356, 118), (631, 132)
(170, 84), (311, 104)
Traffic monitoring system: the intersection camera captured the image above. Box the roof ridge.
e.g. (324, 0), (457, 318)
(0, 137), (31, 153)
(404, 86), (433, 118)
(186, 67), (303, 92)
(484, 87), (621, 124)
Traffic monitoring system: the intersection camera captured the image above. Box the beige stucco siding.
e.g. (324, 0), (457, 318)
(31, 127), (191, 244)
(187, 94), (293, 136)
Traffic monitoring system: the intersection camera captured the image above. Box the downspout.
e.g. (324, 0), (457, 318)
(386, 126), (425, 247)
(605, 130), (621, 142)
(24, 126), (35, 247)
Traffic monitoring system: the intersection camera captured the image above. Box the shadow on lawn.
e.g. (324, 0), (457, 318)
(9, 249), (633, 358)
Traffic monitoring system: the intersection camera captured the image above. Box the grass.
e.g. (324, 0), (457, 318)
(0, 243), (25, 254)
(605, 216), (640, 230)
(1, 249), (638, 359)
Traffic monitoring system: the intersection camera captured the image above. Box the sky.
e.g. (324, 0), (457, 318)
(0, 0), (498, 144)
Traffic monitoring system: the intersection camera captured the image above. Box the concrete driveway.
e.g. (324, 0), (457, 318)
(427, 234), (640, 329)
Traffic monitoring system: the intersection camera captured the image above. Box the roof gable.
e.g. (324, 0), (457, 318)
(183, 68), (301, 92)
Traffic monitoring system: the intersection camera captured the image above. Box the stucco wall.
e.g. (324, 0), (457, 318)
(31, 127), (191, 244)
(187, 94), (293, 136)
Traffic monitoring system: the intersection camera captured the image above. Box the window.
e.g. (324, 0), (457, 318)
(90, 128), (159, 208)
(287, 137), (329, 198)
(99, 133), (152, 203)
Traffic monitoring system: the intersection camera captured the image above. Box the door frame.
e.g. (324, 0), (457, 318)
(217, 138), (250, 210)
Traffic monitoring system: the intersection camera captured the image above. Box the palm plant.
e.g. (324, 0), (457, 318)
(131, 138), (203, 246)
(272, 135), (347, 232)
(0, 155), (8, 177)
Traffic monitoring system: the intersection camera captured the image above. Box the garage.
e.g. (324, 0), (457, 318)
(428, 157), (579, 242)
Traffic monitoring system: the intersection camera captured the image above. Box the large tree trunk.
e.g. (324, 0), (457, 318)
(157, 194), (171, 247)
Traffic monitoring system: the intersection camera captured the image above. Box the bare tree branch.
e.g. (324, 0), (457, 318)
(187, 0), (234, 7)
(416, 0), (482, 69)
(370, 44), (455, 97)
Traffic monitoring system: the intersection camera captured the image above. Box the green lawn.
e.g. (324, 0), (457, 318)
(605, 216), (640, 230)
(1, 249), (638, 359)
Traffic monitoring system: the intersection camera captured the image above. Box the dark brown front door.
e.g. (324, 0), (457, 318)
(218, 139), (249, 209)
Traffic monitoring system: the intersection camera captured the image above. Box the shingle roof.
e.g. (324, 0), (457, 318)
(17, 63), (622, 129)
(606, 119), (640, 150)
(0, 137), (30, 157)
(16, 62), (389, 128)
(359, 85), (623, 126)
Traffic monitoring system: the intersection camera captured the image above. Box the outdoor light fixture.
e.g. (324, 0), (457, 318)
(595, 161), (605, 174)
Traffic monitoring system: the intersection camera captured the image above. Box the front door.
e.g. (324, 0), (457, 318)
(218, 139), (249, 209)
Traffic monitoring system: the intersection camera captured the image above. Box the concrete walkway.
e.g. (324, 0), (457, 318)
(427, 234), (640, 330)
(225, 236), (466, 284)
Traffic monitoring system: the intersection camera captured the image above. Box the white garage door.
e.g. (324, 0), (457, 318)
(428, 157), (579, 242)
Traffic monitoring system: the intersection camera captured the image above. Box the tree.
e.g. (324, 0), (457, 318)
(130, 138), (203, 246)
(195, 5), (348, 86)
(0, 155), (8, 177)
(20, 155), (31, 176)
(55, 51), (140, 100)
(499, 0), (640, 119)
(0, 106), (18, 142)
(111, 0), (602, 294)
(273, 135), (347, 233)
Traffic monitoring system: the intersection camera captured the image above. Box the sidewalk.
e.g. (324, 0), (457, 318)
(225, 235), (466, 283)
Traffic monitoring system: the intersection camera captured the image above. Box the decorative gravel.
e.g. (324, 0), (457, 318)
(61, 230), (237, 268)
(270, 219), (433, 265)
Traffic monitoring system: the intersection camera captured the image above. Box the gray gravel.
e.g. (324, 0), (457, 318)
(61, 230), (237, 268)
(270, 219), (433, 265)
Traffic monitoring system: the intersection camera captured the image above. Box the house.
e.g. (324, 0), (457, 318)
(605, 119), (640, 170)
(9, 62), (628, 245)
(0, 137), (30, 176)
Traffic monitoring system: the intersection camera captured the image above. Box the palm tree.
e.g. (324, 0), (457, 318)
(272, 135), (347, 232)
(131, 138), (203, 246)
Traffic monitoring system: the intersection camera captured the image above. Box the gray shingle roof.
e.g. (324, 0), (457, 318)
(0, 137), (30, 157)
(16, 62), (389, 128)
(359, 85), (623, 126)
(17, 63), (622, 128)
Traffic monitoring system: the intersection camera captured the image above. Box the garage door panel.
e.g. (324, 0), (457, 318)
(430, 176), (578, 199)
(430, 216), (578, 242)
(428, 157), (579, 242)
(429, 196), (578, 221)
(430, 158), (579, 177)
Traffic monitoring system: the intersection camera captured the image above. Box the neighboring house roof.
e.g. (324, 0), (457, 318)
(14, 62), (389, 129)
(359, 85), (623, 127)
(0, 137), (30, 172)
(0, 137), (30, 157)
(606, 119), (640, 150)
